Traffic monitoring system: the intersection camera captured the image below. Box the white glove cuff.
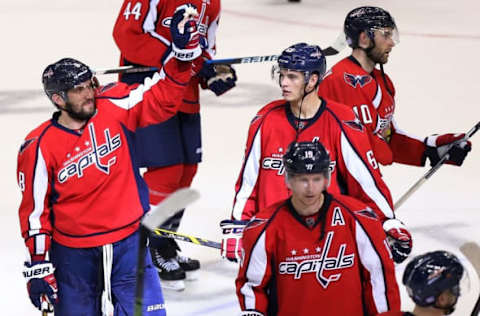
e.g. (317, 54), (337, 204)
(172, 43), (201, 61)
(382, 218), (406, 231)
(23, 262), (55, 282)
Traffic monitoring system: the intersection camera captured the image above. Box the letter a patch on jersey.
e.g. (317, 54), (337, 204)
(344, 73), (372, 88)
(331, 207), (345, 226)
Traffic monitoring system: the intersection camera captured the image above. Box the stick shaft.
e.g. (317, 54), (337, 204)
(394, 121), (480, 210)
(134, 227), (148, 316)
(153, 228), (221, 249)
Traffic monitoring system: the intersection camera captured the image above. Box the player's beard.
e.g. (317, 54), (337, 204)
(367, 46), (389, 65)
(65, 98), (96, 121)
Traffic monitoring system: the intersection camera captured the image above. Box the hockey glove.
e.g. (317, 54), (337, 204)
(424, 133), (471, 167)
(383, 219), (412, 264)
(170, 4), (202, 61)
(200, 64), (237, 96)
(220, 219), (248, 263)
(23, 261), (58, 311)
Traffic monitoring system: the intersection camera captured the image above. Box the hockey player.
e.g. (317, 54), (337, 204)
(17, 7), (199, 315)
(113, 0), (236, 290)
(318, 6), (471, 169)
(221, 43), (412, 264)
(377, 251), (464, 316)
(236, 141), (401, 315)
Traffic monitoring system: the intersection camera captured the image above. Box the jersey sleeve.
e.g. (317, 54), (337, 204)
(17, 133), (53, 261)
(203, 2), (220, 59)
(100, 57), (191, 131)
(231, 115), (263, 220)
(329, 108), (395, 221)
(389, 118), (426, 166)
(351, 205), (401, 314)
(236, 220), (272, 315)
(113, 0), (170, 68)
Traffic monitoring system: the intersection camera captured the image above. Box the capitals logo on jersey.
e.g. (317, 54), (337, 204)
(278, 231), (355, 288)
(19, 137), (37, 155)
(57, 123), (122, 183)
(343, 117), (364, 133)
(344, 73), (372, 88)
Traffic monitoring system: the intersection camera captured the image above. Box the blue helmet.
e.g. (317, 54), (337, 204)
(403, 251), (464, 312)
(277, 43), (326, 85)
(42, 58), (93, 100)
(344, 6), (398, 48)
(283, 141), (330, 176)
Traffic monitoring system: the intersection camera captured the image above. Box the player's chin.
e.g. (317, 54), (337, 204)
(381, 54), (390, 64)
(283, 93), (297, 102)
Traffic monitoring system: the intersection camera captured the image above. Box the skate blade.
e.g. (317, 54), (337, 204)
(185, 270), (199, 281)
(160, 280), (186, 291)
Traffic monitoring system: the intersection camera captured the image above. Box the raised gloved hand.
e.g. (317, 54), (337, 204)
(200, 64), (237, 96)
(383, 219), (412, 264)
(170, 4), (201, 61)
(23, 261), (58, 311)
(220, 219), (248, 262)
(424, 133), (471, 167)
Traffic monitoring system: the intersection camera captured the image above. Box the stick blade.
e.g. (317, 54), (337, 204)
(141, 188), (200, 232)
(323, 32), (347, 56)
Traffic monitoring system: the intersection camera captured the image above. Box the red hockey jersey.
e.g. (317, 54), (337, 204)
(318, 56), (426, 166)
(113, 0), (220, 113)
(232, 99), (394, 222)
(236, 193), (401, 316)
(17, 60), (190, 258)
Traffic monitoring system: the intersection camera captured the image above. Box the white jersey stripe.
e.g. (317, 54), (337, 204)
(35, 234), (46, 255)
(143, 0), (170, 47)
(232, 128), (262, 220)
(391, 117), (424, 141)
(240, 232), (267, 309)
(340, 132), (394, 219)
(109, 71), (164, 110)
(29, 147), (49, 235)
(206, 14), (219, 57)
(372, 84), (382, 109)
(355, 221), (388, 312)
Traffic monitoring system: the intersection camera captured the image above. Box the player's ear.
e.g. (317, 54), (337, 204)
(285, 174), (292, 190)
(358, 31), (371, 49)
(51, 93), (66, 107)
(308, 73), (319, 89)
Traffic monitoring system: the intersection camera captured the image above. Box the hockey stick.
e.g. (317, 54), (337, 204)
(134, 188), (200, 316)
(93, 55), (279, 75)
(394, 121), (480, 210)
(152, 227), (221, 249)
(460, 242), (480, 316)
(94, 33), (348, 75)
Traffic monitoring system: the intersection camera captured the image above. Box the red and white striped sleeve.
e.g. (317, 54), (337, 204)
(231, 116), (263, 221)
(98, 56), (192, 131)
(327, 106), (395, 221)
(236, 220), (272, 315)
(113, 0), (170, 68)
(389, 117), (426, 166)
(351, 207), (401, 314)
(17, 128), (54, 262)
